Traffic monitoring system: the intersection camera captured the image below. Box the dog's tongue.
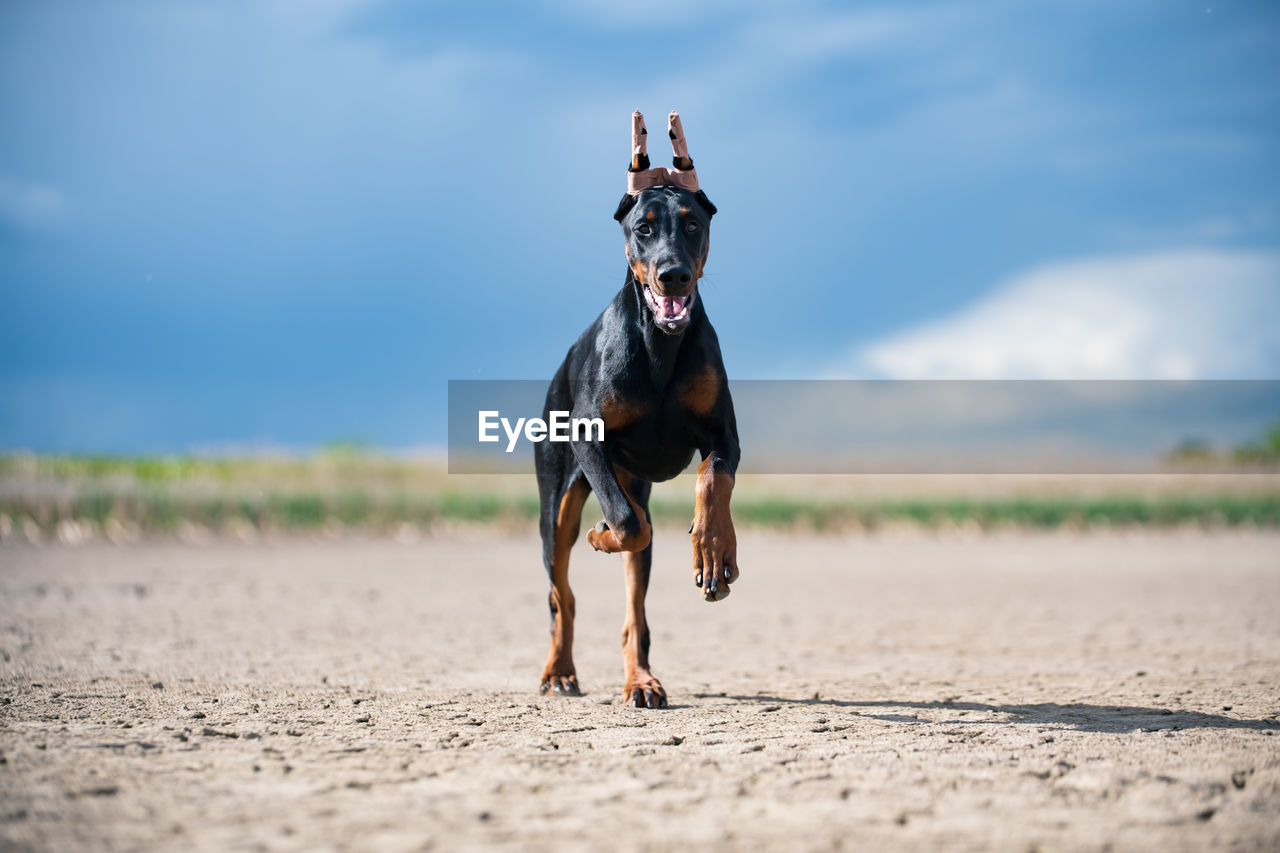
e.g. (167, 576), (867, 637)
(661, 295), (685, 317)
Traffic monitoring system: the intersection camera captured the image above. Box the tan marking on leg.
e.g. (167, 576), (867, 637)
(691, 457), (736, 602)
(541, 478), (589, 692)
(615, 468), (651, 547)
(586, 467), (652, 553)
(621, 550), (666, 708)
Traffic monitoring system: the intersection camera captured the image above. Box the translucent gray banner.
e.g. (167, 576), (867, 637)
(447, 380), (1279, 474)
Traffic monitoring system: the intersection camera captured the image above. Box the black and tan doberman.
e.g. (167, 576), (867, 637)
(535, 111), (740, 709)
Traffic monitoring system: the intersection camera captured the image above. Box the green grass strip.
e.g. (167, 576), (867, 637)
(2, 489), (1278, 534)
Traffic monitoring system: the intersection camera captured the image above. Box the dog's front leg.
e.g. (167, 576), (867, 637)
(570, 432), (651, 554)
(692, 438), (739, 602)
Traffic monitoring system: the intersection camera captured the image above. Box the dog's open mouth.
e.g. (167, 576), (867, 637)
(643, 284), (694, 331)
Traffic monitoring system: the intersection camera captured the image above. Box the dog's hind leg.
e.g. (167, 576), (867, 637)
(619, 478), (666, 708)
(538, 467), (590, 696)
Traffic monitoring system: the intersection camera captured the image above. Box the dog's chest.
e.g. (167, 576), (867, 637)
(607, 388), (707, 482)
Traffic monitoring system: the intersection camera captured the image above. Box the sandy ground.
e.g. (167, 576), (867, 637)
(1, 530), (1278, 851)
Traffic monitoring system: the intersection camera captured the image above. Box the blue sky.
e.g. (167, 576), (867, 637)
(1, 0), (1278, 452)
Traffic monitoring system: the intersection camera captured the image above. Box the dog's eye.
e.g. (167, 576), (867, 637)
(685, 221), (700, 233)
(636, 223), (653, 236)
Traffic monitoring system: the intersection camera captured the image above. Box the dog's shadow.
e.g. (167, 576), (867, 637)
(701, 694), (1280, 734)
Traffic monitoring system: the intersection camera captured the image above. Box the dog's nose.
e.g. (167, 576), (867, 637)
(656, 265), (693, 291)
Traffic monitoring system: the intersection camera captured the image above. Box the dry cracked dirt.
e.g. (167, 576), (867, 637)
(2, 529), (1279, 850)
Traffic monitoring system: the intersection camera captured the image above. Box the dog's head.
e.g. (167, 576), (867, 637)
(613, 110), (716, 335)
(614, 186), (717, 335)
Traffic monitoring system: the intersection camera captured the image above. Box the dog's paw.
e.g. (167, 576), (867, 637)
(622, 672), (667, 709)
(586, 518), (651, 553)
(586, 520), (610, 552)
(691, 522), (738, 603)
(539, 672), (581, 696)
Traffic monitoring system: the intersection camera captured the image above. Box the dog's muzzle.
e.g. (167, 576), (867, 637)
(643, 283), (694, 332)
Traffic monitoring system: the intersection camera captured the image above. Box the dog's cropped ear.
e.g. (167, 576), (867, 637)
(614, 193), (638, 223)
(693, 190), (717, 218)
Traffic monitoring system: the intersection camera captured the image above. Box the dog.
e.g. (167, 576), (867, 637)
(535, 111), (741, 709)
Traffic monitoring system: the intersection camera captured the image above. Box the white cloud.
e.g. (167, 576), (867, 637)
(844, 249), (1280, 379)
(0, 174), (66, 229)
